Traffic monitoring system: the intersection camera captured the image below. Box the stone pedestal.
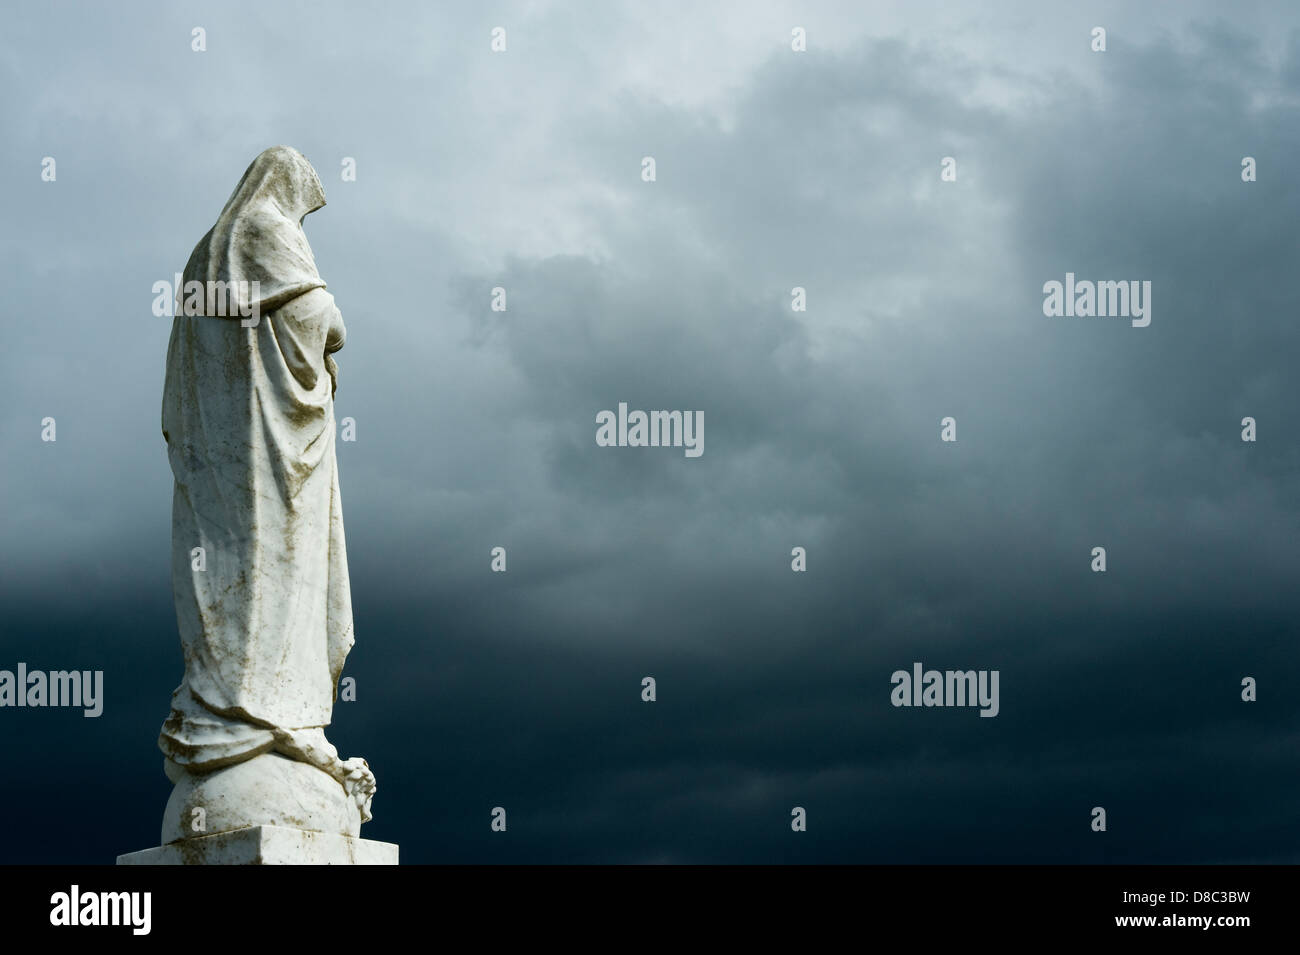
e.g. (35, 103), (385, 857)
(117, 825), (398, 865)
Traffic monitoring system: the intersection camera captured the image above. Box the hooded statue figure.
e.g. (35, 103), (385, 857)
(158, 146), (375, 841)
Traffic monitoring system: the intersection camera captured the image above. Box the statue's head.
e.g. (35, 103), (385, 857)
(226, 145), (326, 227)
(181, 146), (329, 316)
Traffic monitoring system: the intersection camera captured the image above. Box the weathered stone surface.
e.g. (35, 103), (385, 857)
(161, 753), (361, 844)
(118, 826), (398, 866)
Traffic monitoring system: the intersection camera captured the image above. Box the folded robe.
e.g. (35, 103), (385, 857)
(159, 147), (352, 773)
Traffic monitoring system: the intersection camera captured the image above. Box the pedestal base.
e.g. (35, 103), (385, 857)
(117, 825), (398, 865)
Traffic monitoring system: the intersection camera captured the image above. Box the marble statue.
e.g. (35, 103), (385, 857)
(141, 146), (380, 858)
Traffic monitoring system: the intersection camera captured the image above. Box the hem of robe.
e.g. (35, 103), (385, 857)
(159, 684), (334, 776)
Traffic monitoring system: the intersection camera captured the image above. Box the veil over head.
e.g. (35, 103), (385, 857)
(181, 145), (328, 317)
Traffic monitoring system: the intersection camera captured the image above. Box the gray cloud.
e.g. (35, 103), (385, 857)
(1, 1), (1296, 862)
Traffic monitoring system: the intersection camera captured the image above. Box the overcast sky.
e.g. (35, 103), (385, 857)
(1, 0), (1297, 863)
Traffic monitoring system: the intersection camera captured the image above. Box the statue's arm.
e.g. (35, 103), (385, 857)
(325, 300), (346, 354)
(324, 300), (345, 397)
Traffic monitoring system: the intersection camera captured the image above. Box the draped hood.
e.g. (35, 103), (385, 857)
(179, 145), (328, 317)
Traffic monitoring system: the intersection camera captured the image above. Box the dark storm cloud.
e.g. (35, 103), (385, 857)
(0, 2), (1296, 862)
